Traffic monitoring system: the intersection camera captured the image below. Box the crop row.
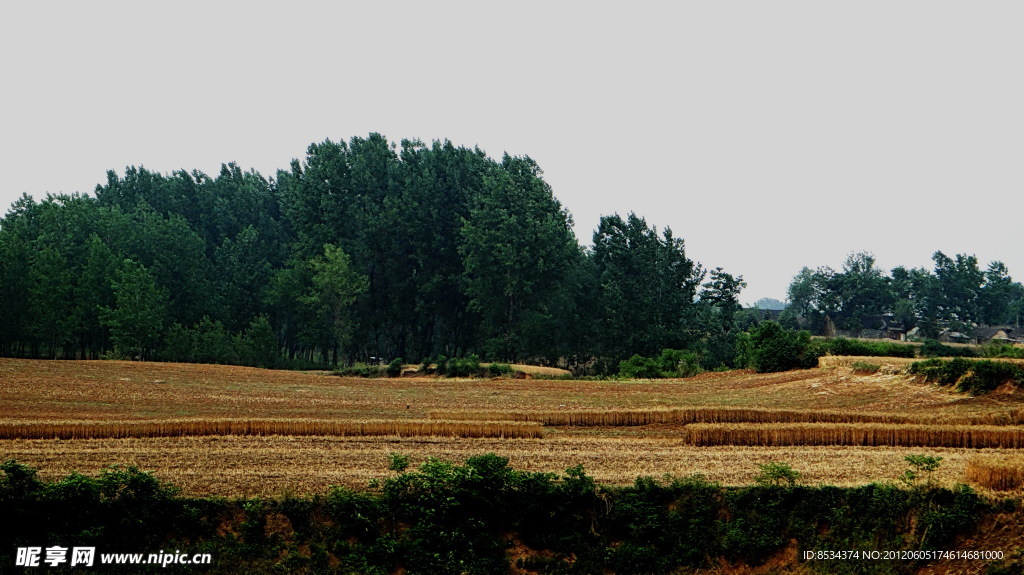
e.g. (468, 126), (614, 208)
(684, 423), (1024, 448)
(964, 456), (1024, 491)
(0, 419), (544, 440)
(429, 407), (1024, 427)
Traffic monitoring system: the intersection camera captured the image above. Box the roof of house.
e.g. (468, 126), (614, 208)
(973, 326), (1014, 341)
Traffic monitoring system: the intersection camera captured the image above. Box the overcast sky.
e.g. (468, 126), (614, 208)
(2, 1), (1021, 305)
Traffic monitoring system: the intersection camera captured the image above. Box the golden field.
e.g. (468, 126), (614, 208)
(2, 357), (1024, 497)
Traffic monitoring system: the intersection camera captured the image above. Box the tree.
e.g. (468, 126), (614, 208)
(700, 268), (747, 331)
(592, 213), (704, 362)
(100, 260), (168, 360)
(749, 321), (816, 373)
(978, 262), (1023, 326)
(303, 244), (368, 364)
(834, 251), (891, 331)
(754, 298), (786, 310)
(26, 246), (73, 358)
(932, 251), (984, 327)
(460, 155), (577, 360)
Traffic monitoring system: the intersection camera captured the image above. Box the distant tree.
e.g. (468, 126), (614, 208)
(978, 262), (1023, 326)
(700, 268), (747, 331)
(460, 155), (577, 360)
(303, 244), (368, 364)
(100, 260), (168, 360)
(749, 321), (816, 373)
(27, 246), (73, 358)
(592, 213), (704, 362)
(754, 298), (787, 310)
(932, 251), (984, 326)
(834, 251), (891, 332)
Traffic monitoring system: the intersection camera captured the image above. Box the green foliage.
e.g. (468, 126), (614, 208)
(850, 360), (881, 374)
(439, 354), (481, 377)
(617, 348), (703, 378)
(0, 457), (995, 574)
(100, 259), (168, 360)
(487, 362), (513, 377)
(593, 213), (704, 363)
(459, 155), (578, 362)
(386, 357), (404, 377)
(617, 353), (662, 378)
(754, 462), (800, 488)
(387, 453), (411, 473)
(899, 455), (942, 489)
(979, 342), (1024, 359)
(235, 315), (279, 368)
(333, 362), (389, 377)
(920, 338), (977, 358)
(749, 321), (818, 373)
(908, 358), (1024, 395)
(817, 337), (917, 358)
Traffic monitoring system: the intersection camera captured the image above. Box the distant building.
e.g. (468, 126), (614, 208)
(969, 326), (1015, 345)
(834, 314), (906, 340)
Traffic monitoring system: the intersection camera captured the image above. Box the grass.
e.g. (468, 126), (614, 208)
(3, 357), (1024, 496)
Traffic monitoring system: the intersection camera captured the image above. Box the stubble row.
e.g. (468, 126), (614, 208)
(429, 407), (1024, 426)
(684, 423), (1024, 448)
(0, 419), (543, 440)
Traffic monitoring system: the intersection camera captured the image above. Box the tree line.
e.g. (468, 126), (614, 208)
(4, 134), (1021, 373)
(785, 251), (1024, 337)
(0, 134), (747, 371)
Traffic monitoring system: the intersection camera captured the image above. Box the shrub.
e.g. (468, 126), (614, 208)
(921, 339), (977, 358)
(443, 354), (481, 377)
(908, 358), (1024, 395)
(333, 363), (387, 377)
(899, 454), (942, 489)
(850, 361), (881, 374)
(618, 354), (662, 379)
(617, 349), (703, 379)
(818, 337), (916, 358)
(754, 462), (800, 488)
(750, 321), (818, 373)
(387, 453), (410, 472)
(487, 363), (513, 377)
(980, 342), (1024, 359)
(385, 358), (404, 377)
(658, 348), (702, 377)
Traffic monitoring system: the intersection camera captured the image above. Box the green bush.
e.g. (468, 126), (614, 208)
(658, 348), (702, 377)
(618, 354), (662, 378)
(750, 321), (818, 373)
(850, 361), (881, 374)
(487, 363), (513, 377)
(921, 339), (977, 358)
(386, 358), (404, 377)
(819, 337), (916, 358)
(908, 358), (1024, 395)
(617, 349), (703, 378)
(0, 457), (992, 574)
(442, 354), (481, 377)
(754, 462), (800, 488)
(980, 342), (1024, 359)
(334, 363), (388, 377)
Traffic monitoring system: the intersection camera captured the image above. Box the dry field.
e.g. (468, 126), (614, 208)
(2, 357), (1024, 497)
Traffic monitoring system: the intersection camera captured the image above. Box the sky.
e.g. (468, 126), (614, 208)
(2, 1), (1022, 305)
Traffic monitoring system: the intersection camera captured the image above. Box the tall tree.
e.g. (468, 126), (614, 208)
(592, 213), (704, 362)
(978, 261), (1023, 326)
(700, 267), (747, 331)
(460, 155), (577, 360)
(100, 260), (168, 360)
(302, 244), (368, 364)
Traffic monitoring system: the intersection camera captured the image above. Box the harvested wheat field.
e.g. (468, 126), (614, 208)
(3, 357), (1024, 496)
